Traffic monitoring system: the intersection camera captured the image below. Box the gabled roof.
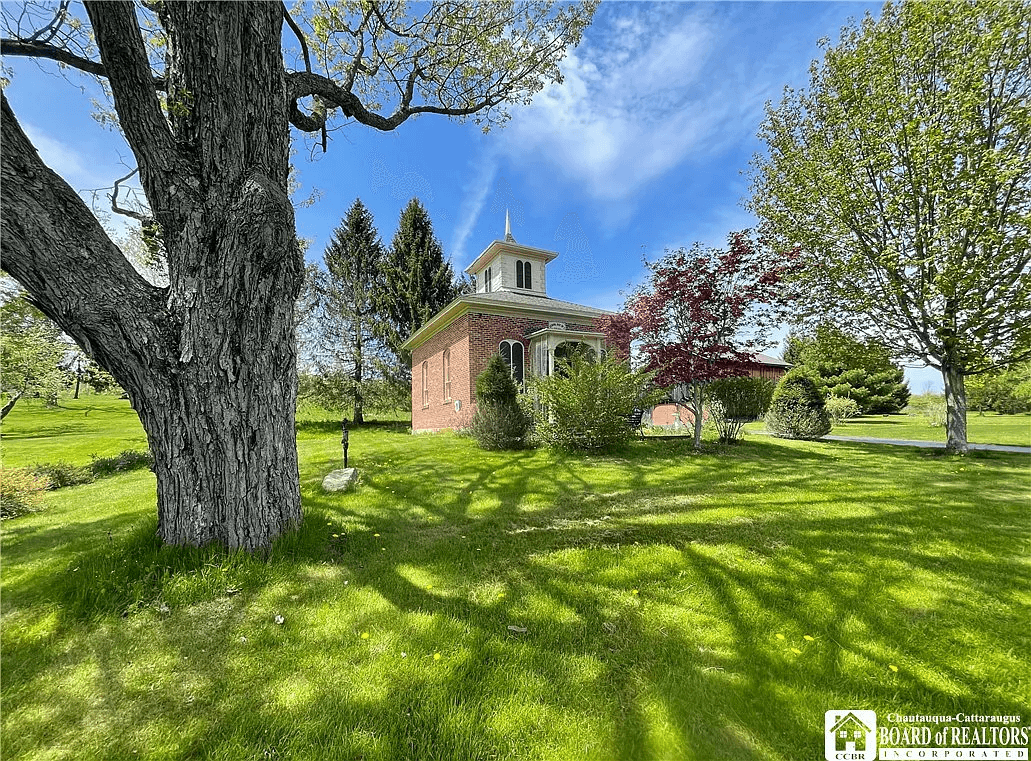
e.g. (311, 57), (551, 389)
(830, 713), (871, 734)
(752, 352), (791, 368)
(402, 290), (614, 351)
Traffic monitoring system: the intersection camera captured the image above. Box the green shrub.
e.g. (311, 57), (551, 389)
(89, 449), (154, 477)
(1, 468), (52, 519)
(468, 400), (531, 450)
(476, 355), (519, 406)
(529, 354), (662, 451)
(707, 376), (776, 443)
(29, 461), (93, 489)
(825, 396), (861, 425)
(765, 371), (832, 440)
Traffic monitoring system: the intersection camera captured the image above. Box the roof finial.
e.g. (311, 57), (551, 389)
(505, 208), (516, 242)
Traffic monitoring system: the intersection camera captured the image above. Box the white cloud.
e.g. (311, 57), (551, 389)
(22, 122), (104, 190)
(450, 155), (498, 267)
(499, 4), (807, 204)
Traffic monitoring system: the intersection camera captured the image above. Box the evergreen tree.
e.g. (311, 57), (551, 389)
(792, 325), (910, 413)
(379, 199), (465, 381)
(318, 199), (386, 425)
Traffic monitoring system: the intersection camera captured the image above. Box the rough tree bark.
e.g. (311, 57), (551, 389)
(941, 361), (969, 455)
(1, 2), (303, 549)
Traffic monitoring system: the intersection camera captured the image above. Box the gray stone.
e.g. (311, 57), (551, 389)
(322, 468), (358, 492)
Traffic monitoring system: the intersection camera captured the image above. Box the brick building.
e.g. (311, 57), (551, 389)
(402, 219), (615, 432)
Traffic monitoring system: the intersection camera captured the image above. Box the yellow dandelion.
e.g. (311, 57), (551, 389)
(889, 664), (898, 673)
(361, 632), (369, 640)
(791, 648), (802, 654)
(332, 533), (339, 538)
(803, 635), (815, 642)
(631, 589), (639, 595)
(776, 634), (786, 641)
(433, 652), (441, 661)
(374, 533), (380, 537)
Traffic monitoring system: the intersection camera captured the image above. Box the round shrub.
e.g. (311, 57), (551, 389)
(764, 371), (832, 439)
(824, 396), (861, 425)
(707, 376), (776, 443)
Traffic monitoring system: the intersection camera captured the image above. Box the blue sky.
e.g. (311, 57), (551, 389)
(1, 1), (943, 392)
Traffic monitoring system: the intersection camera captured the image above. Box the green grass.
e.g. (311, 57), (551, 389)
(828, 412), (1031, 447)
(742, 411), (1031, 447)
(2, 398), (1030, 760)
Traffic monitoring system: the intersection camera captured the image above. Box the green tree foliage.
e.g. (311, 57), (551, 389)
(790, 326), (910, 413)
(0, 294), (68, 418)
(529, 353), (662, 451)
(378, 199), (466, 382)
(476, 354), (519, 406)
(751, 1), (1031, 453)
(965, 362), (1031, 414)
(310, 199), (387, 425)
(764, 371), (832, 440)
(469, 355), (528, 450)
(706, 376), (776, 443)
(297, 371), (409, 419)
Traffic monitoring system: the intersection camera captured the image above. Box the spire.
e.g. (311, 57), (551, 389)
(505, 208), (516, 242)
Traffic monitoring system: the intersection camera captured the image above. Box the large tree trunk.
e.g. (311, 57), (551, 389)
(1, 3), (303, 549)
(942, 361), (969, 454)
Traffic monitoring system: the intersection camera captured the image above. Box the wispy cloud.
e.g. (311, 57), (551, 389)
(499, 3), (821, 204)
(23, 122), (105, 190)
(450, 155), (498, 267)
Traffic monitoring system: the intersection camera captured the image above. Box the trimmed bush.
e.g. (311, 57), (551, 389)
(476, 354), (519, 406)
(765, 371), (832, 440)
(707, 376), (776, 443)
(1, 468), (52, 519)
(469, 356), (529, 450)
(89, 449), (154, 477)
(529, 354), (662, 451)
(468, 400), (531, 450)
(825, 396), (861, 425)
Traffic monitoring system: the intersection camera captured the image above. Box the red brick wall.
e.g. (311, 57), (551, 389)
(410, 310), (610, 431)
(411, 315), (473, 432)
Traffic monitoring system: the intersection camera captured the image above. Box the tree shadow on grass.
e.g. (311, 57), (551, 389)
(3, 430), (1029, 760)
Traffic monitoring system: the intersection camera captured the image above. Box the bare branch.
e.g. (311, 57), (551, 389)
(0, 37), (167, 90)
(110, 167), (150, 222)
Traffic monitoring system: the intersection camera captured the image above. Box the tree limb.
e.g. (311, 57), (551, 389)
(1, 94), (169, 388)
(0, 37), (167, 90)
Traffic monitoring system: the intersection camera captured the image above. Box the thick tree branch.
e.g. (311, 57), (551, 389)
(83, 1), (184, 214)
(286, 70), (503, 133)
(1, 94), (169, 389)
(0, 37), (167, 90)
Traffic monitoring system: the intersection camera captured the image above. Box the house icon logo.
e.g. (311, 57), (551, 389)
(825, 710), (877, 760)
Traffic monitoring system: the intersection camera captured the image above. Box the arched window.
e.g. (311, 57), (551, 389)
(515, 260), (533, 290)
(442, 349), (451, 401)
(499, 340), (524, 387)
(421, 361), (429, 407)
(485, 267), (492, 292)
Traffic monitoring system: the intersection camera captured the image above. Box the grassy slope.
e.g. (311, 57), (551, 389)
(2, 398), (1029, 760)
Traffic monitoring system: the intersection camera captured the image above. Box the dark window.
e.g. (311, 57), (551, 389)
(516, 260), (524, 288)
(499, 340), (524, 387)
(524, 261), (532, 289)
(485, 267), (492, 292)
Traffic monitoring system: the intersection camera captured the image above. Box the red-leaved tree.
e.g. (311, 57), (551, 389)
(609, 231), (799, 449)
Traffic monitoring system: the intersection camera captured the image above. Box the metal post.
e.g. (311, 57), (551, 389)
(341, 420), (349, 469)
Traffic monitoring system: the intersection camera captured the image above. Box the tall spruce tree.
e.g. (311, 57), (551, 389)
(379, 199), (466, 381)
(319, 199), (385, 425)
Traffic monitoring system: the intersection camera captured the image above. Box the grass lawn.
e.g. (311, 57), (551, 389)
(741, 412), (1031, 448)
(2, 397), (1029, 760)
(828, 413), (1031, 447)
